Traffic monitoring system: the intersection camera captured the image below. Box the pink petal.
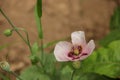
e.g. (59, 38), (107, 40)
(71, 31), (86, 47)
(79, 40), (95, 60)
(54, 41), (72, 61)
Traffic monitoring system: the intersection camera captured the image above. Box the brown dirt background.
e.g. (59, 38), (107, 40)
(0, 0), (117, 79)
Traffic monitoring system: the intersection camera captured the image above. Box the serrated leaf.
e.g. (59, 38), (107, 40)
(79, 40), (120, 78)
(19, 65), (50, 80)
(99, 30), (120, 47)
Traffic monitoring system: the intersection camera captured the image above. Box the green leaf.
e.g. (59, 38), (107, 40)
(35, 0), (43, 39)
(19, 65), (50, 80)
(42, 53), (56, 75)
(60, 65), (73, 80)
(30, 42), (40, 64)
(108, 40), (120, 62)
(99, 30), (120, 47)
(110, 6), (120, 30)
(31, 42), (39, 54)
(79, 40), (120, 78)
(77, 73), (116, 80)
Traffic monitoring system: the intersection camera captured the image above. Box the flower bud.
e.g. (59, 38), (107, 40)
(0, 61), (10, 72)
(72, 61), (81, 69)
(3, 29), (12, 37)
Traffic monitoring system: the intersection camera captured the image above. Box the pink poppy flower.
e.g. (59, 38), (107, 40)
(54, 31), (95, 61)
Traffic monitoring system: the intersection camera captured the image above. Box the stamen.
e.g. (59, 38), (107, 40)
(68, 45), (83, 60)
(74, 49), (79, 55)
(73, 46), (82, 55)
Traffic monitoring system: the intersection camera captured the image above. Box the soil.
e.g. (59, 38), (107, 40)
(0, 0), (117, 79)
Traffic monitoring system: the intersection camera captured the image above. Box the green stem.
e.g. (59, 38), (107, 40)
(12, 28), (32, 54)
(10, 71), (23, 80)
(40, 39), (44, 60)
(0, 8), (32, 54)
(0, 9), (27, 44)
(39, 20), (44, 66)
(71, 70), (76, 80)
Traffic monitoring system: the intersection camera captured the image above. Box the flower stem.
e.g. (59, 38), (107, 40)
(71, 70), (76, 80)
(13, 28), (32, 54)
(40, 39), (44, 59)
(9, 71), (23, 80)
(0, 8), (32, 54)
(0, 9), (27, 43)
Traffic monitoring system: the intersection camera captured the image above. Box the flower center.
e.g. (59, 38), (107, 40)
(68, 46), (82, 60)
(73, 46), (82, 55)
(74, 49), (79, 55)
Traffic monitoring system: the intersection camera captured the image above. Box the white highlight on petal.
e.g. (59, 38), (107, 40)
(54, 41), (72, 61)
(71, 31), (86, 47)
(79, 40), (95, 60)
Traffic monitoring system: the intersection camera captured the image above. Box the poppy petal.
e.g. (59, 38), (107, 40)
(71, 31), (86, 47)
(54, 41), (72, 61)
(79, 40), (95, 60)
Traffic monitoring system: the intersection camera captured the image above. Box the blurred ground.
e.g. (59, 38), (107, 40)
(0, 0), (117, 79)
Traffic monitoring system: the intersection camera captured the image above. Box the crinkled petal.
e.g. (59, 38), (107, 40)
(54, 41), (72, 61)
(79, 40), (95, 60)
(71, 31), (86, 47)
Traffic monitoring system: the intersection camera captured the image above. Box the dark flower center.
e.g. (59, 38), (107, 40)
(68, 46), (82, 60)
